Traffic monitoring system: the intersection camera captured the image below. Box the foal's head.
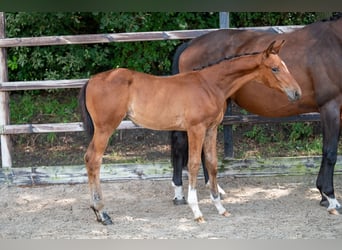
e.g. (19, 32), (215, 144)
(259, 40), (302, 101)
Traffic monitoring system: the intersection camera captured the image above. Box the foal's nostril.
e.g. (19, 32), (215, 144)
(287, 88), (301, 102)
(295, 90), (301, 100)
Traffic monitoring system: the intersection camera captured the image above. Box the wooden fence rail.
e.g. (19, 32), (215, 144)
(0, 11), (310, 168)
(0, 26), (303, 48)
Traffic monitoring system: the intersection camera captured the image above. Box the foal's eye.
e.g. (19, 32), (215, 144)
(271, 67), (280, 73)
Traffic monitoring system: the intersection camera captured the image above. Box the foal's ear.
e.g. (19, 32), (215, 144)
(264, 40), (286, 57)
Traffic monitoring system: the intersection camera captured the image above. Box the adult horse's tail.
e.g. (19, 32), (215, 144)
(79, 81), (94, 139)
(171, 41), (189, 74)
(171, 41), (191, 192)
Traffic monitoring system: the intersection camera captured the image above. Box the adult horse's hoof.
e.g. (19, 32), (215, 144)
(328, 209), (340, 215)
(327, 205), (342, 215)
(320, 199), (329, 208)
(320, 194), (341, 215)
(173, 197), (187, 205)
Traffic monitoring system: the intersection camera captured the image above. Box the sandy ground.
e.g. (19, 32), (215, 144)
(1, 174), (342, 239)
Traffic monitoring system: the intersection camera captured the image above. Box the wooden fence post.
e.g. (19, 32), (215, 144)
(0, 12), (12, 168)
(219, 12), (234, 159)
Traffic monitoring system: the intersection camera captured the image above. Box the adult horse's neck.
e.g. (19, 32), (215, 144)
(198, 53), (263, 100)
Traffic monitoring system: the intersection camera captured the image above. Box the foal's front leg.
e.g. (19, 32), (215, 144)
(84, 132), (113, 225)
(187, 128), (206, 222)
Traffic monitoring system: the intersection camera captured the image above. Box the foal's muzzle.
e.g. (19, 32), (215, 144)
(286, 88), (302, 102)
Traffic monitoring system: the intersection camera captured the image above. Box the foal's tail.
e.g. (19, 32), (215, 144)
(78, 81), (94, 139)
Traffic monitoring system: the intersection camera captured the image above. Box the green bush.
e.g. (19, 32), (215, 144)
(5, 12), (219, 81)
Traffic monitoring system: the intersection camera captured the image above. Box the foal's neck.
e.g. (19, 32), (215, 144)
(198, 54), (262, 99)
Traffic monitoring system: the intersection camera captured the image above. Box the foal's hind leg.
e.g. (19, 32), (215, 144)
(202, 150), (226, 200)
(85, 129), (114, 225)
(203, 126), (229, 217)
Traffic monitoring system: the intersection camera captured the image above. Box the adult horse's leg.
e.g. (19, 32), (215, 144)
(171, 131), (188, 204)
(203, 126), (229, 217)
(84, 129), (114, 225)
(316, 101), (342, 214)
(170, 42), (190, 204)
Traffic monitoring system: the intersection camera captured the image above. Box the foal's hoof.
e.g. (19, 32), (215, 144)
(99, 212), (113, 225)
(221, 210), (231, 217)
(173, 197), (187, 205)
(91, 206), (113, 225)
(194, 216), (206, 223)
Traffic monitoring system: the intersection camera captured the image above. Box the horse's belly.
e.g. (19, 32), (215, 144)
(127, 112), (186, 131)
(232, 83), (318, 117)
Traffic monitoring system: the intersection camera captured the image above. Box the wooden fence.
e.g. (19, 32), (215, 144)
(0, 12), (320, 168)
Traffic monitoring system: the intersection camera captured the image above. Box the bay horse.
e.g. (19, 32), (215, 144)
(170, 14), (342, 215)
(79, 40), (301, 225)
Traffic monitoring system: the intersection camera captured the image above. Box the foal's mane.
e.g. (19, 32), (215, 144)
(193, 51), (260, 71)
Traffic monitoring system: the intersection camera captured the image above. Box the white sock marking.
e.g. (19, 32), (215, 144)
(205, 181), (226, 195)
(172, 181), (185, 200)
(188, 186), (203, 219)
(217, 184), (226, 195)
(322, 193), (341, 211)
(211, 194), (227, 215)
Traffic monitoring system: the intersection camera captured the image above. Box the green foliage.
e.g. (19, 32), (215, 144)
(10, 91), (79, 124)
(242, 121), (319, 157)
(244, 125), (271, 144)
(244, 122), (314, 144)
(230, 12), (321, 27)
(5, 12), (218, 80)
(287, 122), (314, 141)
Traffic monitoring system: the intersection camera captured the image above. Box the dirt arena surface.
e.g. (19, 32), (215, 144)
(1, 174), (342, 239)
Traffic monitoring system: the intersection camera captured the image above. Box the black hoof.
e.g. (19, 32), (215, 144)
(100, 212), (113, 225)
(173, 197), (187, 205)
(320, 199), (329, 208)
(91, 206), (113, 225)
